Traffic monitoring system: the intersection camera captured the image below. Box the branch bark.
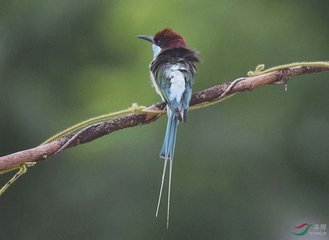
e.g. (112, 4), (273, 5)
(0, 64), (328, 170)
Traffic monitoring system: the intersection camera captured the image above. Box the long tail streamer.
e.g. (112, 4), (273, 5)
(156, 109), (179, 228)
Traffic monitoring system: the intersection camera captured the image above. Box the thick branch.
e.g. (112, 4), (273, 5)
(0, 65), (328, 170)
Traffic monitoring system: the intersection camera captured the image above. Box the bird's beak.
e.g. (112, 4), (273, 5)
(136, 35), (155, 44)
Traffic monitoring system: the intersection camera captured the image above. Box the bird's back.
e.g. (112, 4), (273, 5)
(150, 47), (199, 121)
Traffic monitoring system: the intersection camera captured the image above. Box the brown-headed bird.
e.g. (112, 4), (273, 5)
(137, 28), (200, 227)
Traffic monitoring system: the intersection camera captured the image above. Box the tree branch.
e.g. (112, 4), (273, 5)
(1, 62), (328, 171)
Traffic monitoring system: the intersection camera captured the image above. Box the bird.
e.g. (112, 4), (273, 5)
(137, 28), (200, 227)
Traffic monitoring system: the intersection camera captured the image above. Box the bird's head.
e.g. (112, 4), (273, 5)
(137, 28), (187, 59)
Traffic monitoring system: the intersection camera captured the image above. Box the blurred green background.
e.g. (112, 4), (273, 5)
(1, 0), (328, 239)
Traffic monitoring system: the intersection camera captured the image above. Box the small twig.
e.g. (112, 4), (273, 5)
(0, 162), (35, 196)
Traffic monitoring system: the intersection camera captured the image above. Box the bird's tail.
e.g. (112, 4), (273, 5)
(156, 109), (179, 228)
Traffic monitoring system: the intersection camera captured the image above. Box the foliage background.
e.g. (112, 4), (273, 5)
(0, 0), (328, 239)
